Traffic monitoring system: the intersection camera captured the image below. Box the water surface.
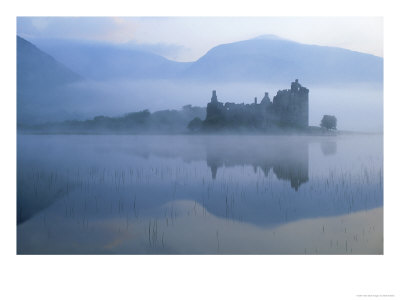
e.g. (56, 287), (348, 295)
(17, 134), (383, 254)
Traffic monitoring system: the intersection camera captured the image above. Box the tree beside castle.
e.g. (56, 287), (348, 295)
(320, 115), (337, 130)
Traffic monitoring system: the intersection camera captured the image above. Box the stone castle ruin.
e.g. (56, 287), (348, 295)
(203, 79), (309, 129)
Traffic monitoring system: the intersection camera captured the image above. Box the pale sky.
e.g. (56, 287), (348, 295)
(17, 17), (383, 62)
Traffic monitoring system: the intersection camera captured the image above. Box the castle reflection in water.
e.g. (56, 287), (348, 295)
(205, 137), (311, 191)
(17, 135), (338, 225)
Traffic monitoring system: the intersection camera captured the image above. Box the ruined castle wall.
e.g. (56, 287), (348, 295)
(203, 80), (309, 129)
(272, 82), (309, 128)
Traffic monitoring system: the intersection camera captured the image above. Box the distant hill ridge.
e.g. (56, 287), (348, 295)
(17, 36), (81, 87)
(28, 34), (383, 84)
(17, 36), (82, 124)
(183, 35), (383, 83)
(28, 38), (191, 81)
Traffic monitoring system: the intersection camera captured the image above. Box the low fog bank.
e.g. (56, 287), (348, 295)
(18, 79), (383, 133)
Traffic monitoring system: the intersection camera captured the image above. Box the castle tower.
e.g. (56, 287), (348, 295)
(261, 92), (271, 105)
(291, 79), (301, 92)
(205, 90), (224, 125)
(291, 79), (309, 127)
(272, 80), (309, 127)
(211, 90), (218, 103)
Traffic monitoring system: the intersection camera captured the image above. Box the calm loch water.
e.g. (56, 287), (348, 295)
(17, 134), (383, 254)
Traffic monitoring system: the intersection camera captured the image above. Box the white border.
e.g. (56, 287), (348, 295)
(2, 1), (399, 300)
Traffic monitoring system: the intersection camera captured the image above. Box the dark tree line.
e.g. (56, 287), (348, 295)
(24, 105), (206, 133)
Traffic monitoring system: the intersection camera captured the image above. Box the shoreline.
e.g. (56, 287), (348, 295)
(16, 129), (382, 136)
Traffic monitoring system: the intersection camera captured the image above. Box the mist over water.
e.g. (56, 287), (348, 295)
(31, 79), (381, 132)
(17, 134), (383, 254)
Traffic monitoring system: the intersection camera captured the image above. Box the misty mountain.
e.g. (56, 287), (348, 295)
(16, 36), (383, 131)
(31, 39), (191, 81)
(17, 36), (81, 88)
(183, 35), (383, 84)
(31, 35), (382, 84)
(17, 36), (82, 124)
